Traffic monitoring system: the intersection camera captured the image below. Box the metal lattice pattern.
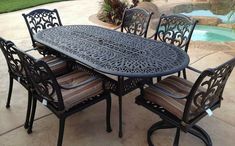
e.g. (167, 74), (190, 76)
(18, 52), (62, 109)
(22, 9), (62, 35)
(0, 38), (25, 80)
(185, 60), (235, 121)
(155, 14), (197, 52)
(34, 25), (189, 77)
(121, 8), (152, 37)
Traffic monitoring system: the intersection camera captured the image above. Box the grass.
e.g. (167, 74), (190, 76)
(0, 0), (64, 14)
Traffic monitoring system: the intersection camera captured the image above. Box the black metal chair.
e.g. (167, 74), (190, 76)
(115, 7), (153, 38)
(0, 37), (68, 129)
(136, 57), (235, 146)
(17, 50), (112, 146)
(151, 14), (198, 79)
(22, 9), (62, 56)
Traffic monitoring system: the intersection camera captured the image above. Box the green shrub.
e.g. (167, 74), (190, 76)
(98, 0), (129, 25)
(97, 0), (152, 25)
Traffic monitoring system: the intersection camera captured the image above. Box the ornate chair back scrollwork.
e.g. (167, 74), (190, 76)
(17, 49), (112, 146)
(18, 51), (64, 111)
(0, 38), (26, 83)
(183, 58), (235, 123)
(154, 14), (198, 79)
(154, 14), (198, 52)
(0, 37), (32, 129)
(22, 9), (62, 55)
(135, 57), (235, 146)
(121, 8), (153, 38)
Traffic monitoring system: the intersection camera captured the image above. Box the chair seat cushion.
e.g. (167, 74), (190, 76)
(35, 42), (48, 54)
(35, 42), (58, 55)
(19, 55), (67, 81)
(103, 73), (128, 81)
(144, 76), (205, 119)
(40, 55), (67, 75)
(35, 42), (46, 49)
(56, 70), (104, 110)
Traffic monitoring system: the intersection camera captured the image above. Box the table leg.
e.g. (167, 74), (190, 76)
(118, 95), (122, 137)
(118, 76), (124, 138)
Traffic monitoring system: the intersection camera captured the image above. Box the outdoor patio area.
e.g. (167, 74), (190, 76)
(0, 0), (235, 146)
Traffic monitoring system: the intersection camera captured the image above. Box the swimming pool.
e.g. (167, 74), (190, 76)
(181, 10), (235, 23)
(173, 2), (235, 42)
(192, 25), (235, 42)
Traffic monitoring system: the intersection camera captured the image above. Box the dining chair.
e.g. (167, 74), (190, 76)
(0, 37), (68, 129)
(22, 9), (62, 56)
(110, 8), (153, 137)
(18, 50), (112, 146)
(115, 7), (153, 38)
(135, 57), (235, 146)
(151, 14), (198, 79)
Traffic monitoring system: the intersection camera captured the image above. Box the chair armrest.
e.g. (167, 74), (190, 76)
(148, 84), (186, 99)
(59, 76), (100, 90)
(113, 26), (121, 31)
(187, 66), (202, 74)
(24, 48), (37, 52)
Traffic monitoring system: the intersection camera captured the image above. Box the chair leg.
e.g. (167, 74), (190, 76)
(27, 97), (37, 134)
(183, 69), (187, 79)
(6, 76), (13, 108)
(157, 77), (161, 82)
(24, 91), (32, 129)
(178, 71), (181, 77)
(147, 120), (176, 146)
(173, 128), (180, 146)
(147, 77), (153, 84)
(106, 93), (112, 133)
(118, 95), (123, 137)
(188, 125), (212, 146)
(57, 118), (65, 146)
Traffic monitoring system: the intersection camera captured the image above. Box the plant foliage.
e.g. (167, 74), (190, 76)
(98, 0), (152, 25)
(98, 0), (129, 25)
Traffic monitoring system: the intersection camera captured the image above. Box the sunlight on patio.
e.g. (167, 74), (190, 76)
(0, 0), (235, 146)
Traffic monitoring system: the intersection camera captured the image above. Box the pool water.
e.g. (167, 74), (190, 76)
(192, 25), (235, 42)
(182, 10), (235, 23)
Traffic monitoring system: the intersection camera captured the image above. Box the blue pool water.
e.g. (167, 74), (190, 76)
(182, 10), (235, 23)
(192, 25), (235, 42)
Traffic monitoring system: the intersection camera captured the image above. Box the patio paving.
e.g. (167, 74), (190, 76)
(0, 0), (235, 146)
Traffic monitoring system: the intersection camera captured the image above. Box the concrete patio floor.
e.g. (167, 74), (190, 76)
(0, 0), (235, 146)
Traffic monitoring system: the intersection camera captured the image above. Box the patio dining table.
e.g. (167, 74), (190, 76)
(33, 25), (190, 137)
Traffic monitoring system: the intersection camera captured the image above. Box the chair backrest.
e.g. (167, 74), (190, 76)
(17, 50), (64, 110)
(22, 9), (62, 47)
(154, 14), (198, 52)
(121, 8), (153, 38)
(0, 37), (27, 82)
(183, 58), (235, 122)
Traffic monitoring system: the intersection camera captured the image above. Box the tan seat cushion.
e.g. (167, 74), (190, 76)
(40, 55), (67, 74)
(35, 42), (47, 53)
(144, 76), (205, 119)
(56, 70), (104, 110)
(103, 73), (128, 81)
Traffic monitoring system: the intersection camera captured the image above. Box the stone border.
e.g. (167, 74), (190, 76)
(88, 14), (117, 28)
(172, 2), (235, 29)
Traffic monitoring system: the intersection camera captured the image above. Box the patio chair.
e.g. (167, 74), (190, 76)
(115, 8), (153, 38)
(135, 57), (235, 146)
(151, 14), (198, 79)
(17, 50), (112, 146)
(22, 9), (62, 56)
(0, 37), (68, 129)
